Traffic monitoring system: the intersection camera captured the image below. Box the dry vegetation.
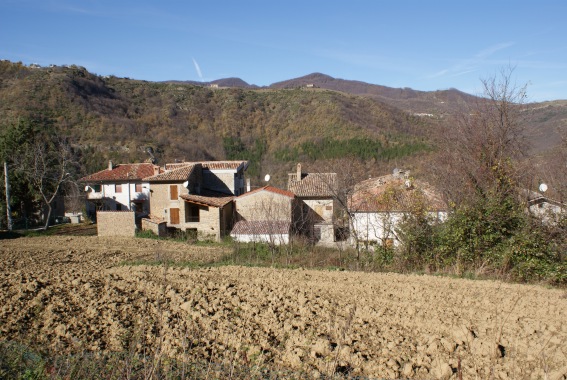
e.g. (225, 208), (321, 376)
(1, 236), (566, 379)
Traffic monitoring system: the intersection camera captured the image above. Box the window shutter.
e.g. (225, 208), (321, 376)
(170, 185), (178, 200)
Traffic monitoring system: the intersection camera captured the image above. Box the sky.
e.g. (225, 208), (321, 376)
(1, 0), (566, 102)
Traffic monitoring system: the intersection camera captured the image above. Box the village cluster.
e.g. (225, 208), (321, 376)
(78, 160), (562, 247)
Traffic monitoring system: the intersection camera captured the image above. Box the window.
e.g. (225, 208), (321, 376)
(135, 183), (143, 193)
(115, 184), (122, 193)
(170, 185), (178, 200)
(185, 203), (200, 222)
(93, 184), (101, 192)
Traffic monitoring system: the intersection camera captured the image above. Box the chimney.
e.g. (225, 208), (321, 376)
(296, 163), (302, 181)
(153, 165), (161, 175)
(246, 178), (251, 192)
(108, 160), (113, 171)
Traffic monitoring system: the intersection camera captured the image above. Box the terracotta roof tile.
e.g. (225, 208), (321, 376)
(79, 163), (155, 183)
(143, 215), (167, 224)
(180, 190), (234, 208)
(349, 175), (448, 212)
(239, 185), (295, 199)
(231, 220), (291, 235)
(144, 164), (198, 182)
(288, 173), (337, 197)
(165, 161), (247, 171)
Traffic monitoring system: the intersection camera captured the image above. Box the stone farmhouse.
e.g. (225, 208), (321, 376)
(231, 185), (300, 245)
(287, 163), (338, 244)
(81, 160), (454, 248)
(143, 160), (248, 241)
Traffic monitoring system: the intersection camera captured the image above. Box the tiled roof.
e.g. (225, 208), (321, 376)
(238, 185), (295, 199)
(79, 163), (155, 183)
(143, 215), (167, 224)
(349, 175), (448, 212)
(165, 161), (247, 171)
(180, 190), (234, 208)
(144, 164), (199, 182)
(231, 220), (291, 235)
(288, 173), (337, 198)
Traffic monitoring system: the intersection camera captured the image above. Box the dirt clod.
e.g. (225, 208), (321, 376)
(1, 236), (566, 379)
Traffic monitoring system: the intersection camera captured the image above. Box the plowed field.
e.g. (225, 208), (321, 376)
(1, 236), (566, 379)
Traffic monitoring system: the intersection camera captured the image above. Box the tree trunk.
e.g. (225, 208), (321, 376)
(43, 203), (52, 230)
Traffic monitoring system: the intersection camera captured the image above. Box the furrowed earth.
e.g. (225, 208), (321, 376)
(1, 236), (566, 379)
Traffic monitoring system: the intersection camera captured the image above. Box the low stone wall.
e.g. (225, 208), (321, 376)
(141, 217), (167, 237)
(97, 211), (136, 237)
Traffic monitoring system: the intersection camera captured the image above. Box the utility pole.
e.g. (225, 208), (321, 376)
(4, 161), (13, 231)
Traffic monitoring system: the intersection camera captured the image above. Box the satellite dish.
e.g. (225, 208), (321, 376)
(182, 181), (189, 188)
(264, 174), (271, 182)
(539, 183), (548, 193)
(84, 186), (89, 192)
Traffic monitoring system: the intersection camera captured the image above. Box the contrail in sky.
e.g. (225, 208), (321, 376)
(192, 58), (203, 79)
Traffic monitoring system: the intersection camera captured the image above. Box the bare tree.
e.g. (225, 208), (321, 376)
(15, 134), (76, 230)
(431, 66), (530, 206)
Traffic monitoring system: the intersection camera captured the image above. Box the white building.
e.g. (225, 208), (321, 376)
(79, 161), (157, 219)
(349, 170), (448, 247)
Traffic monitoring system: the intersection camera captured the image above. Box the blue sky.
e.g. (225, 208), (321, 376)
(1, 0), (566, 102)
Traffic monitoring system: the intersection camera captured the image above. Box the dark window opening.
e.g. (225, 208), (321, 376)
(185, 203), (200, 222)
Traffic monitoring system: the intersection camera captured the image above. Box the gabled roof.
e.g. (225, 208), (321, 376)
(165, 160), (248, 172)
(287, 172), (337, 198)
(349, 174), (448, 212)
(79, 163), (155, 183)
(144, 163), (199, 182)
(231, 220), (291, 235)
(237, 185), (295, 199)
(180, 190), (234, 208)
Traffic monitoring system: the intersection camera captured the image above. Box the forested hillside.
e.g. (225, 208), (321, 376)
(0, 61), (432, 183)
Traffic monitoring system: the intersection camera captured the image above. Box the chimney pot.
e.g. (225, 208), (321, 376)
(108, 160), (113, 171)
(296, 163), (302, 181)
(246, 178), (251, 193)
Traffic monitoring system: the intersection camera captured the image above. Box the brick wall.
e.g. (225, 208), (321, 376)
(97, 211), (136, 237)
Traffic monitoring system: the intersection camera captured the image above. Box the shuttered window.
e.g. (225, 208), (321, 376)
(170, 185), (178, 200)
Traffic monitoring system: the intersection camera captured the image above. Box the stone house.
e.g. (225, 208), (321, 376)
(231, 185), (300, 244)
(79, 161), (156, 220)
(287, 163), (338, 244)
(348, 169), (448, 247)
(143, 160), (247, 241)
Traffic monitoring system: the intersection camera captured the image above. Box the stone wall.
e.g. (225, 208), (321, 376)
(149, 182), (189, 226)
(141, 218), (167, 237)
(182, 204), (221, 241)
(97, 211), (136, 237)
(203, 171), (235, 194)
(235, 191), (292, 221)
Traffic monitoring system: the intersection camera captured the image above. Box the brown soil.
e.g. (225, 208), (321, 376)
(1, 236), (566, 379)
